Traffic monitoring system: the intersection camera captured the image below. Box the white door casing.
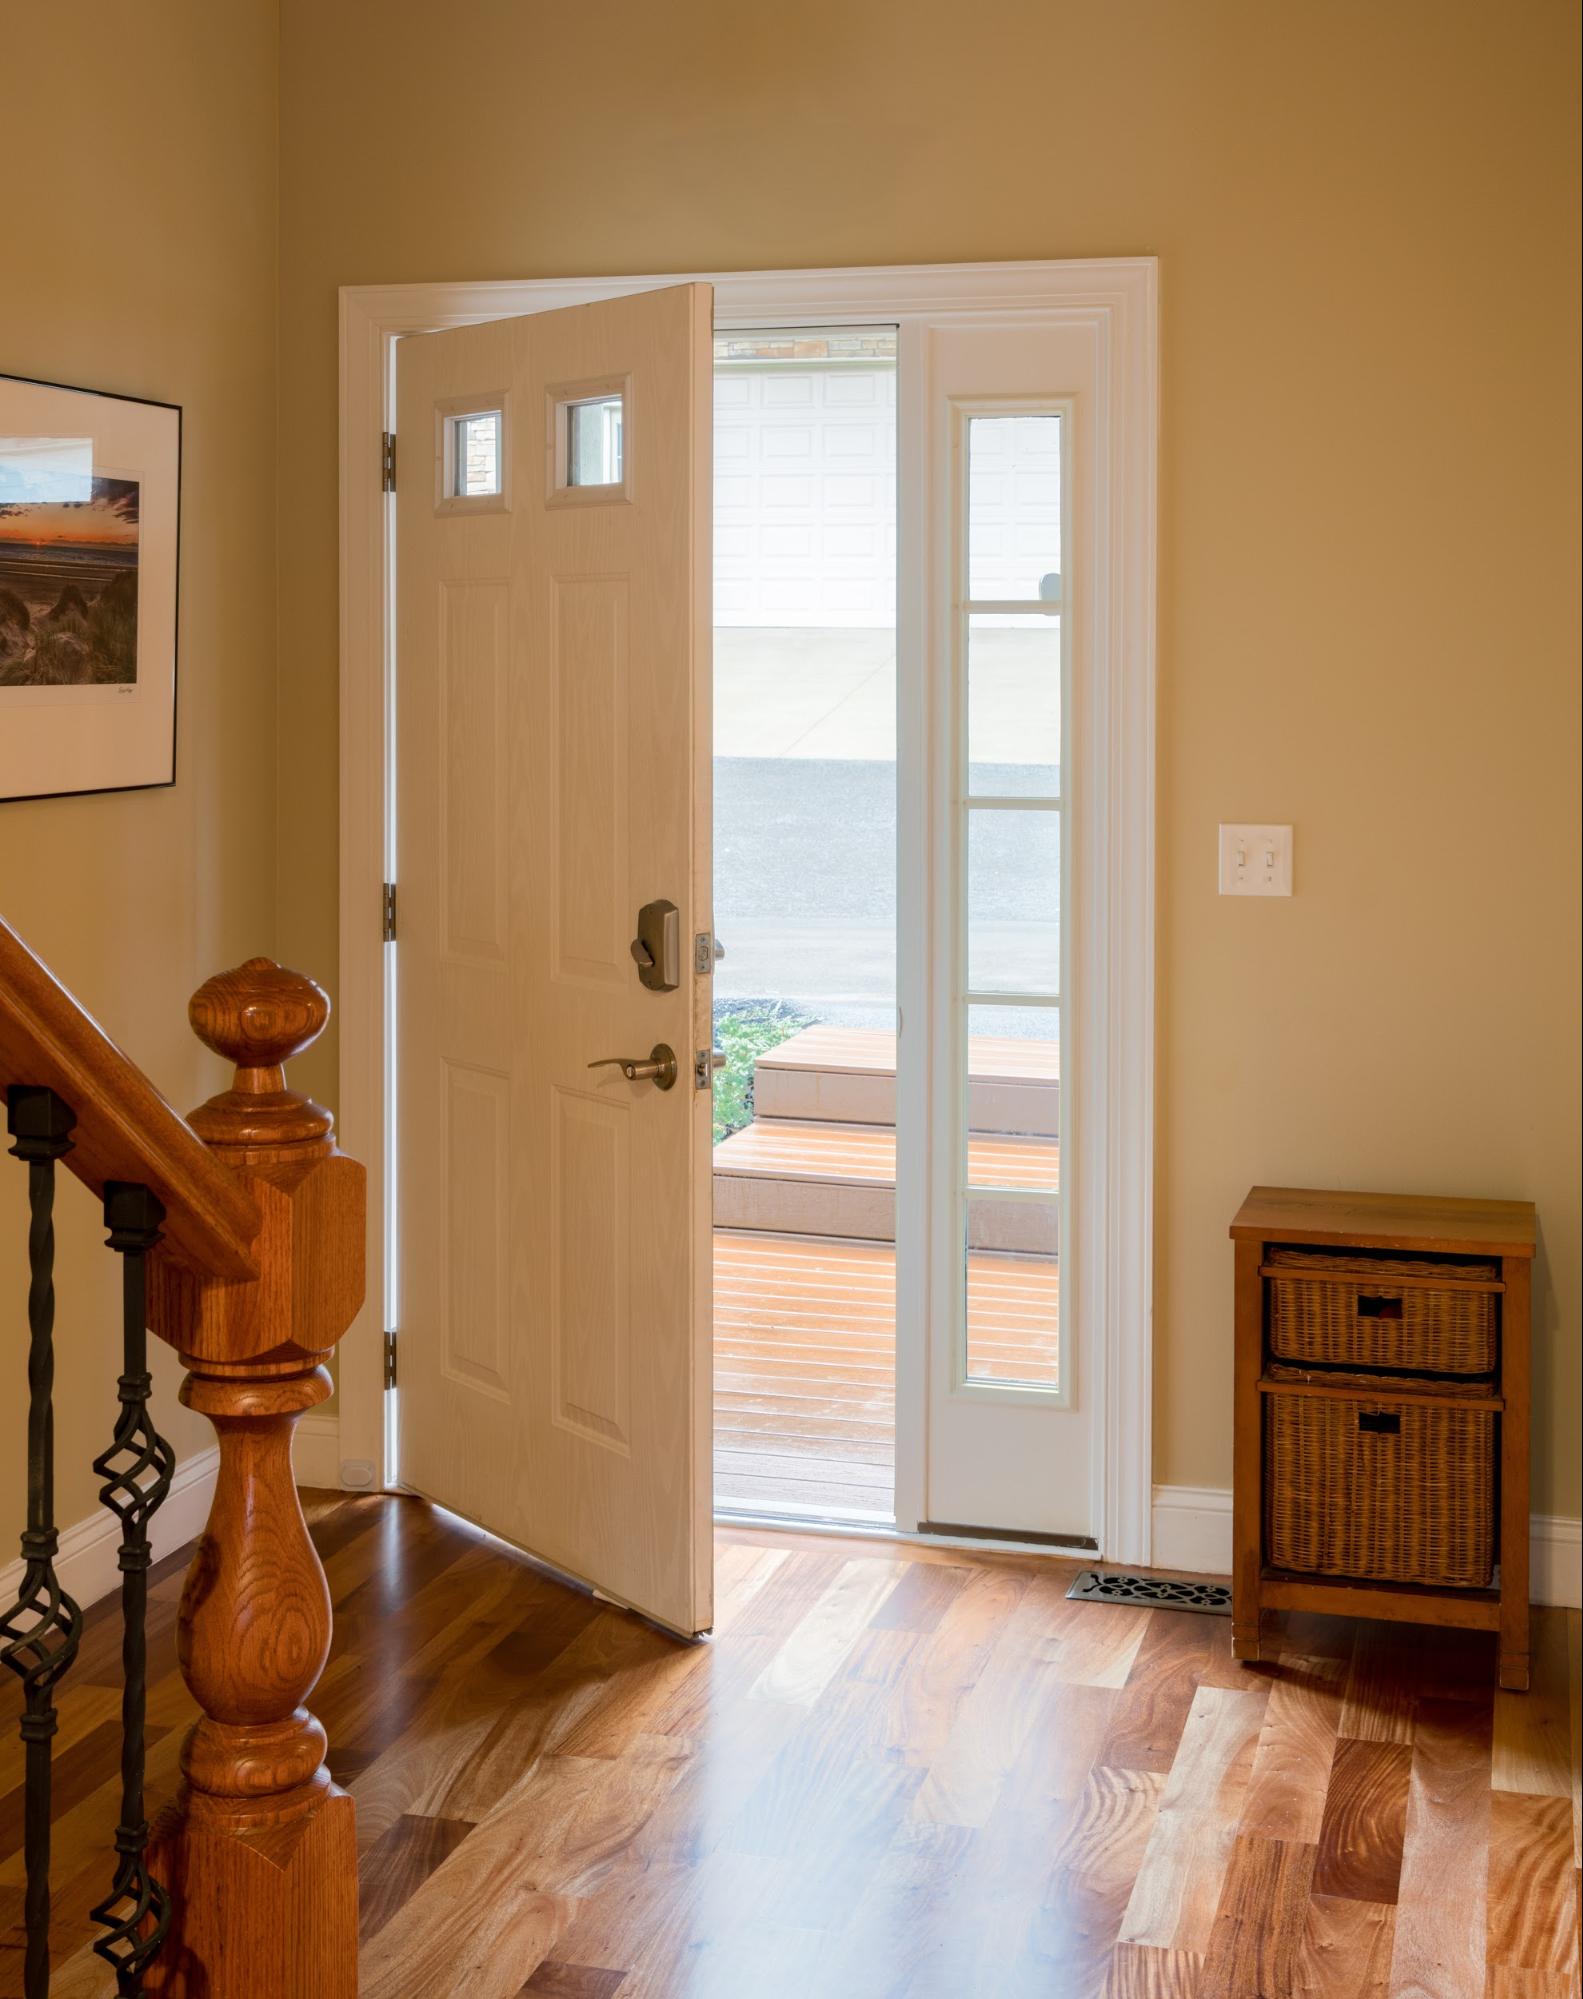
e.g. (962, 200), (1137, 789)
(340, 261), (1156, 1563)
(392, 285), (714, 1634)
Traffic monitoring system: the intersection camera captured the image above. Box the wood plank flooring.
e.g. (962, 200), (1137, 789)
(5, 1496), (1577, 1998)
(712, 1234), (1059, 1518)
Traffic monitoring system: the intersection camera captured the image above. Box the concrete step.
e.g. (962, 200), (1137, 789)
(712, 1118), (1057, 1253)
(752, 1025), (1057, 1134)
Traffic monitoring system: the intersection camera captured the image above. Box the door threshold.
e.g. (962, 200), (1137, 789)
(714, 1500), (894, 1532)
(714, 1506), (1098, 1559)
(920, 1519), (1098, 1551)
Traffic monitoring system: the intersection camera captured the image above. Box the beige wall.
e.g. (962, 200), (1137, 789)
(277, 0), (1581, 1518)
(1, 3), (1575, 1550)
(1, 6), (280, 1531)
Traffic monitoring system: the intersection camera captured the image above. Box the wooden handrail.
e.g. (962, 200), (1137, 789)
(0, 916), (259, 1281)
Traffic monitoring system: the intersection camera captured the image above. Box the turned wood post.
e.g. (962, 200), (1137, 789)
(144, 959), (364, 1998)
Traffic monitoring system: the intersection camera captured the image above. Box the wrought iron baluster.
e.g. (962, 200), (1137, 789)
(91, 1182), (176, 1992)
(1, 1085), (83, 1999)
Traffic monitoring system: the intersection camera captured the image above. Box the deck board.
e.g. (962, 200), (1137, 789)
(757, 1023), (1059, 1083)
(713, 1119), (1058, 1193)
(713, 1233), (1059, 1519)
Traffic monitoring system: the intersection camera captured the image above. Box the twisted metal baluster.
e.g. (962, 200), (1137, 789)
(90, 1182), (176, 1993)
(1, 1085), (83, 1999)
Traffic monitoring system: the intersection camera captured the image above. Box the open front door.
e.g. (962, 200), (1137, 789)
(394, 284), (714, 1634)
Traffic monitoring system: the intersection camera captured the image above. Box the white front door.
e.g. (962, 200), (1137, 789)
(393, 284), (715, 1635)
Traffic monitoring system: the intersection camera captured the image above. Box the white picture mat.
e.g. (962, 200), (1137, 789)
(0, 376), (178, 800)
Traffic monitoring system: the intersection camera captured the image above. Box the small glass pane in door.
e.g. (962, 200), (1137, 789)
(967, 808), (1060, 997)
(961, 1004), (1059, 1387)
(968, 613), (1060, 799)
(567, 394), (624, 486)
(451, 410), (502, 497)
(967, 414), (1062, 603)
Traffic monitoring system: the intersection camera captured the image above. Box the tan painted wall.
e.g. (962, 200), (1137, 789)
(273, 0), (1581, 1516)
(1, 7), (280, 1531)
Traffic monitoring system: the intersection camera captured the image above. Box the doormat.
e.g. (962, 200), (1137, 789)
(1066, 1570), (1232, 1616)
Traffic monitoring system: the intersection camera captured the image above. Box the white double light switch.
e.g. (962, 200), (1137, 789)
(1218, 823), (1293, 897)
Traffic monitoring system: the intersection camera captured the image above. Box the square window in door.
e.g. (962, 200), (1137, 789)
(549, 378), (631, 504)
(569, 395), (624, 485)
(452, 410), (502, 496)
(435, 394), (510, 513)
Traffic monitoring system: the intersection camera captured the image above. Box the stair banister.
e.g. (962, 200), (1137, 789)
(1, 919), (363, 1997)
(0, 922), (261, 1280)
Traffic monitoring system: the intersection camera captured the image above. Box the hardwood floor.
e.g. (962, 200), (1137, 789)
(4, 1495), (1579, 1998)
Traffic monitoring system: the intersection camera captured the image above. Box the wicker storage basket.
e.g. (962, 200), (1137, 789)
(1264, 1392), (1495, 1588)
(1266, 1247), (1497, 1376)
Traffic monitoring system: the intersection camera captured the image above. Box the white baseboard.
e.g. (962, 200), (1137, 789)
(292, 1413), (345, 1491)
(1149, 1485), (1235, 1576)
(0, 1446), (220, 1618)
(1531, 1514), (1583, 1609)
(1149, 1485), (1583, 1609)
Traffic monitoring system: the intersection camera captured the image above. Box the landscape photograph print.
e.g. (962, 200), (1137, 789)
(0, 472), (140, 687)
(0, 373), (177, 801)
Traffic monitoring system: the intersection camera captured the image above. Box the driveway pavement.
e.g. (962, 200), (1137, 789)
(714, 627), (1059, 1037)
(715, 755), (1056, 1036)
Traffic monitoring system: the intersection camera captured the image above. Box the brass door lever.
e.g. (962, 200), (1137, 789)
(587, 1043), (678, 1090)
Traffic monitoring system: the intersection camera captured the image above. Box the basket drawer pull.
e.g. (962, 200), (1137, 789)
(1356, 1294), (1404, 1320)
(1357, 1410), (1401, 1435)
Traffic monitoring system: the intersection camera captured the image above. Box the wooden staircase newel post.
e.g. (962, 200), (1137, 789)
(143, 960), (364, 1998)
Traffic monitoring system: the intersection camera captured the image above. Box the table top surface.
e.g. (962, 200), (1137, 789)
(1230, 1185), (1536, 1257)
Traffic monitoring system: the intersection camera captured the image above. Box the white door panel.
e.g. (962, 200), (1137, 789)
(395, 284), (714, 1635)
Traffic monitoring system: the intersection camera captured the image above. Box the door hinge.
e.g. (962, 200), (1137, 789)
(382, 881), (397, 942)
(381, 431), (397, 494)
(383, 1329), (398, 1390)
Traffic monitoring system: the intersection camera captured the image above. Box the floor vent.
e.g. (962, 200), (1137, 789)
(1066, 1569), (1232, 1616)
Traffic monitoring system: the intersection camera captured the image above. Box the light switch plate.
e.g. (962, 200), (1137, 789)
(1219, 823), (1292, 896)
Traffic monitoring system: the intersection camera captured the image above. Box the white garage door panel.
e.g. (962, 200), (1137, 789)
(714, 366), (898, 629)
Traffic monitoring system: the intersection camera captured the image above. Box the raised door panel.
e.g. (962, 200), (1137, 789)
(549, 1086), (632, 1454)
(551, 575), (631, 987)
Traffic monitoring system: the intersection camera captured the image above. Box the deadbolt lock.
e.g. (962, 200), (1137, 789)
(630, 899), (681, 991)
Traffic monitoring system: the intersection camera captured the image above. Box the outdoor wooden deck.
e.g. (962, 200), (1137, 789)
(713, 1121), (1059, 1192)
(713, 1232), (1059, 1520)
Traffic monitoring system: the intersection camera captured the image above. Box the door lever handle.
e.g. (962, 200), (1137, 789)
(587, 1043), (678, 1091)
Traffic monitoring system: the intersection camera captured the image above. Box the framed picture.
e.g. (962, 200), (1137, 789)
(1, 373), (180, 803)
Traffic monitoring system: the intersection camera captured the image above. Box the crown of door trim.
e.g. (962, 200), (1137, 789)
(337, 258), (1158, 1561)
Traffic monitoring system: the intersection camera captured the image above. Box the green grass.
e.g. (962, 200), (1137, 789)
(712, 999), (814, 1144)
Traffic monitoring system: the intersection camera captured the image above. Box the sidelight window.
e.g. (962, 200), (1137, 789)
(956, 409), (1065, 1391)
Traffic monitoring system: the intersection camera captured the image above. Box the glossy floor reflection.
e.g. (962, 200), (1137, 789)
(14, 1496), (1579, 1999)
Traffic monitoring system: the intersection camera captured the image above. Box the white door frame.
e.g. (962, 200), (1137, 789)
(336, 258), (1158, 1561)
